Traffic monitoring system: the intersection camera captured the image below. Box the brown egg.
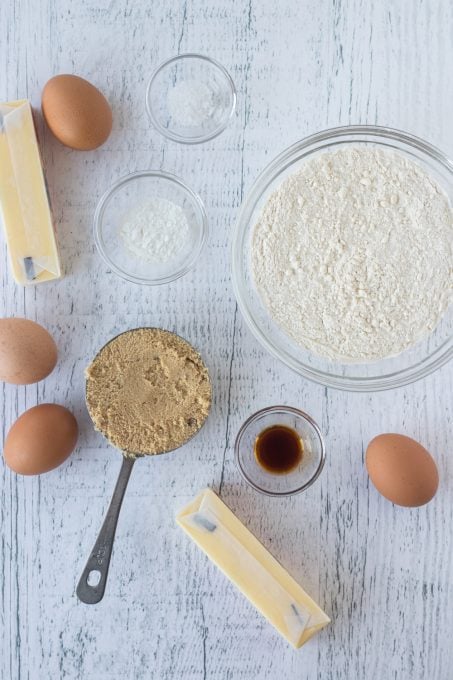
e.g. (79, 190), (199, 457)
(42, 74), (112, 150)
(0, 317), (57, 385)
(366, 433), (438, 507)
(3, 404), (78, 475)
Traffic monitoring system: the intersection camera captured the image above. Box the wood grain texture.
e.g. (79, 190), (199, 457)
(2, 0), (453, 678)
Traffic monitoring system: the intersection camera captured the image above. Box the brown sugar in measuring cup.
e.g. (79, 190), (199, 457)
(77, 327), (211, 604)
(85, 327), (211, 455)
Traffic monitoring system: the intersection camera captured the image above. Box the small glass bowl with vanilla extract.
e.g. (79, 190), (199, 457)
(234, 406), (325, 497)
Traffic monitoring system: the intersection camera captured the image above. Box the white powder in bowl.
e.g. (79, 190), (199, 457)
(167, 79), (217, 127)
(119, 198), (190, 263)
(252, 146), (453, 362)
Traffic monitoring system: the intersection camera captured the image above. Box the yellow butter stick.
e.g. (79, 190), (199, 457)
(176, 488), (330, 648)
(0, 100), (61, 284)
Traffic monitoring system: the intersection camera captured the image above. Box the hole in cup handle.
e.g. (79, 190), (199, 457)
(87, 570), (102, 587)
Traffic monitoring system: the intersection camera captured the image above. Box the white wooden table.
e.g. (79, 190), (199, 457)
(2, 1), (453, 678)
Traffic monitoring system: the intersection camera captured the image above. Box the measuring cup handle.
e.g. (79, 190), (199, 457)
(76, 456), (136, 604)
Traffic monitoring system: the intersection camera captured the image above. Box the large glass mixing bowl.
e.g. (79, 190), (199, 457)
(232, 126), (453, 391)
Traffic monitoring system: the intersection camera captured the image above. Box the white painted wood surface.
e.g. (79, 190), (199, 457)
(2, 1), (453, 678)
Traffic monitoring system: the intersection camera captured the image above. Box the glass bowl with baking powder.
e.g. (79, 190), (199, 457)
(146, 54), (237, 144)
(94, 171), (207, 285)
(232, 126), (453, 391)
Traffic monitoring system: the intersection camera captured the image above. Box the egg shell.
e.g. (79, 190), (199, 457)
(366, 433), (439, 507)
(0, 317), (57, 385)
(3, 404), (78, 475)
(42, 74), (112, 150)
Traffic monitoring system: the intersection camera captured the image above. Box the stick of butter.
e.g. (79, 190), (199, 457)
(0, 100), (61, 284)
(176, 489), (330, 648)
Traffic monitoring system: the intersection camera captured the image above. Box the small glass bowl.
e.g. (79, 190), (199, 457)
(93, 170), (207, 285)
(234, 406), (326, 497)
(146, 53), (237, 144)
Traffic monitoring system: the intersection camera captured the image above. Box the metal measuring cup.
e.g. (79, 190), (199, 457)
(76, 327), (212, 604)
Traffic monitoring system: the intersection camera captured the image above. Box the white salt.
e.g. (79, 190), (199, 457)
(167, 79), (217, 127)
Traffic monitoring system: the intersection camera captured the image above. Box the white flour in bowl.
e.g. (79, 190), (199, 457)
(252, 146), (453, 362)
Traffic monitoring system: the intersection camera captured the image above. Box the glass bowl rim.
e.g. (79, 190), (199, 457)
(234, 405), (326, 497)
(145, 52), (237, 144)
(93, 169), (208, 285)
(231, 124), (453, 392)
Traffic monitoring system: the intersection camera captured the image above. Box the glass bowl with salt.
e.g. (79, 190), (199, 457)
(146, 53), (236, 144)
(93, 171), (207, 285)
